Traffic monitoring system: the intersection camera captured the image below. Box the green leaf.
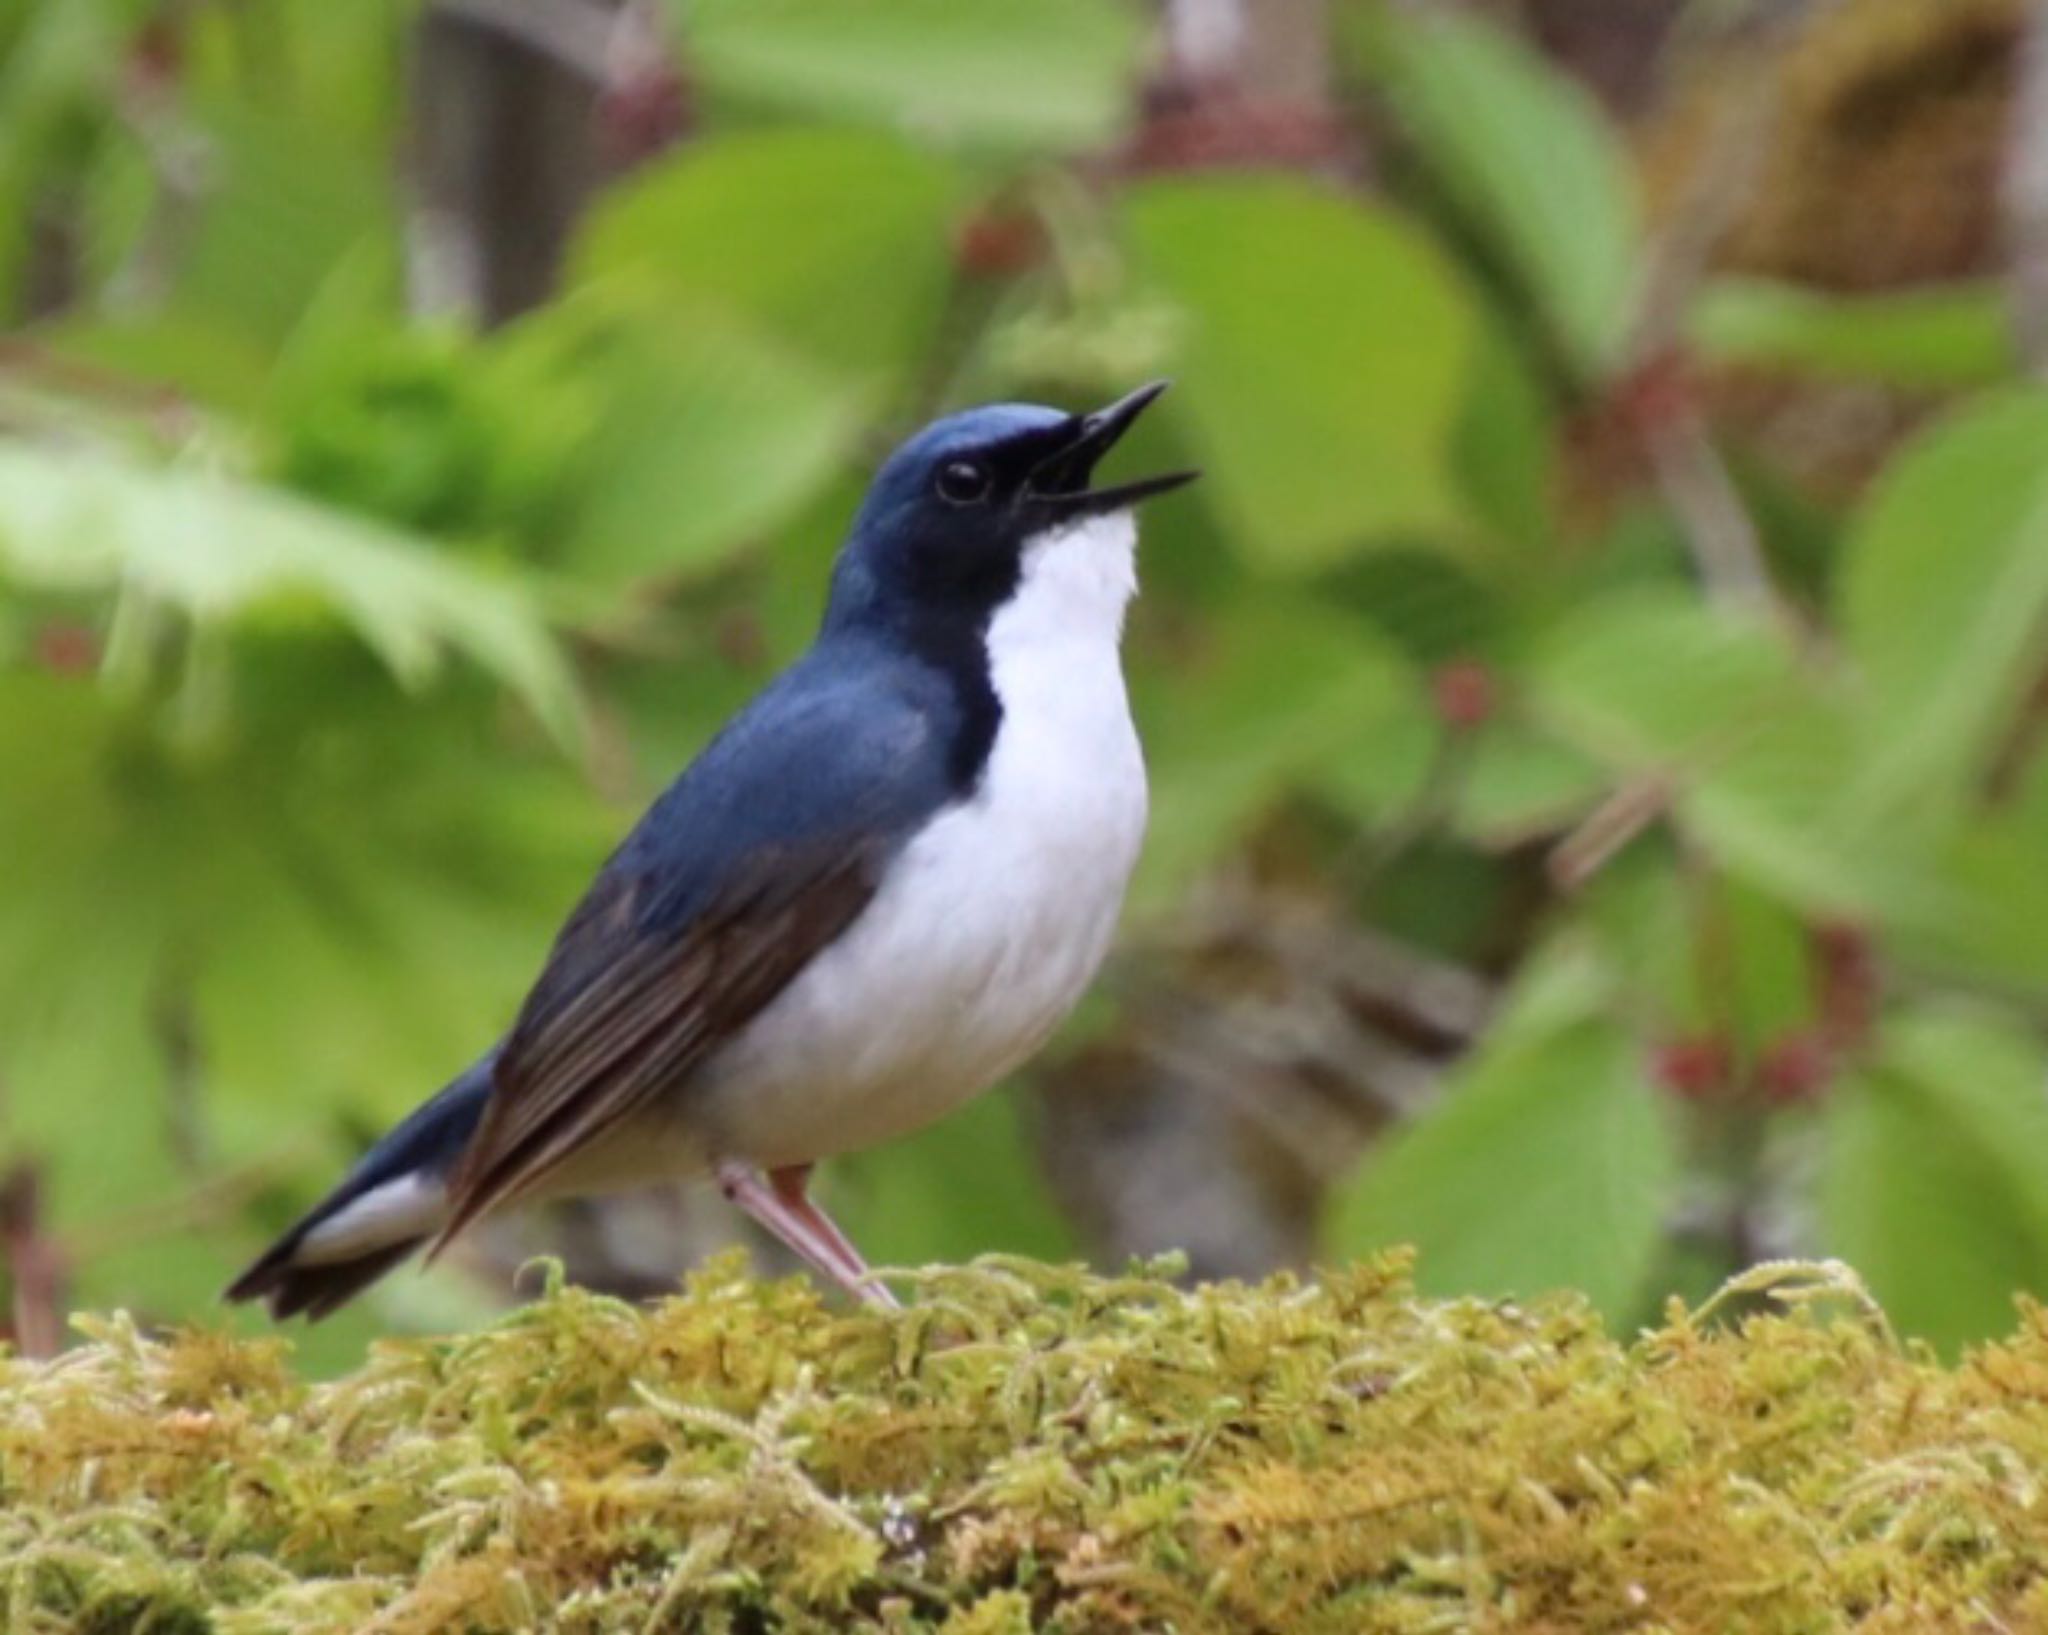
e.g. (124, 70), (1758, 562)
(192, 824), (544, 1153)
(1838, 389), (2048, 819)
(183, 0), (408, 147)
(1313, 708), (1437, 831)
(1335, 548), (1507, 669)
(1692, 277), (2013, 389)
(686, 0), (1144, 153)
(1361, 7), (1641, 377)
(0, 2), (128, 162)
(170, 102), (397, 346)
(0, 444), (581, 743)
(1452, 720), (1604, 846)
(0, 0), (134, 311)
(1126, 177), (1476, 569)
(32, 314), (276, 419)
(1451, 317), (1557, 552)
(543, 294), (868, 586)
(569, 127), (961, 386)
(1821, 1009), (2048, 1352)
(0, 868), (179, 1233)
(1133, 595), (1414, 908)
(1910, 761), (2048, 997)
(1327, 1014), (1676, 1322)
(1685, 691), (1916, 918)
(1531, 589), (1930, 918)
(1575, 845), (1694, 1024)
(0, 688), (193, 1258)
(1531, 588), (1802, 769)
(1716, 879), (1817, 1051)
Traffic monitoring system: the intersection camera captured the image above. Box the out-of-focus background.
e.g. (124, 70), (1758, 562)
(1, 0), (2044, 1370)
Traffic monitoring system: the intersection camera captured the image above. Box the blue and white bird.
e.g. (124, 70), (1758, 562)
(227, 382), (1195, 1320)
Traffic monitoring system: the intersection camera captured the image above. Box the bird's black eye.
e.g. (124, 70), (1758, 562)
(935, 459), (992, 506)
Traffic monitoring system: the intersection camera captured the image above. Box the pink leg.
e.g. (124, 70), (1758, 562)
(716, 1159), (900, 1310)
(768, 1165), (882, 1289)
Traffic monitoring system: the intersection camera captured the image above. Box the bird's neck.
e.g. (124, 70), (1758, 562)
(988, 513), (1139, 659)
(818, 513), (1139, 796)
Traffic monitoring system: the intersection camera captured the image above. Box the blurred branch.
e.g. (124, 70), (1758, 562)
(1622, 2), (1839, 621)
(427, 0), (619, 82)
(153, 985), (207, 1172)
(1547, 773), (1671, 891)
(1159, 0), (1247, 83)
(1100, 886), (1490, 1241)
(1139, 888), (1492, 1081)
(0, 337), (201, 445)
(1623, 75), (1772, 366)
(1, 1165), (67, 1362)
(106, 38), (214, 314)
(1127, 998), (1383, 1179)
(22, 191), (81, 322)
(1065, 902), (1483, 1278)
(1133, 0), (1352, 173)
(1255, 912), (1493, 1048)
(1130, 886), (1494, 1050)
(411, 2), (616, 321)
(1626, 0), (1841, 359)
(410, 0), (680, 320)
(1987, 659), (2048, 802)
(1521, 0), (1686, 117)
(1639, 395), (1778, 611)
(64, 1149), (315, 1265)
(2004, 0), (2048, 375)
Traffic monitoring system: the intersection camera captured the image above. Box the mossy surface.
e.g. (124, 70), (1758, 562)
(5, 1254), (2048, 1632)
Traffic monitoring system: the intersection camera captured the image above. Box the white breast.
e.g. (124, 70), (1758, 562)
(688, 512), (1148, 1169)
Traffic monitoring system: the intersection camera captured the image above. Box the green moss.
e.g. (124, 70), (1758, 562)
(6, 1254), (2048, 1631)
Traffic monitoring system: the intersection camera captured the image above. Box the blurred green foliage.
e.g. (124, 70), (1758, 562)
(0, 0), (2044, 1361)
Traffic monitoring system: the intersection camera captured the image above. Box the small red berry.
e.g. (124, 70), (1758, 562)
(1758, 1031), (1831, 1105)
(951, 208), (1046, 279)
(1652, 1034), (1731, 1101)
(1812, 920), (1878, 1050)
(596, 71), (690, 166)
(33, 622), (98, 677)
(1613, 349), (1696, 435)
(127, 16), (184, 92)
(1430, 661), (1494, 731)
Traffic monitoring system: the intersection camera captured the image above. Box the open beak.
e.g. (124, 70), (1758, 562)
(1025, 380), (1199, 523)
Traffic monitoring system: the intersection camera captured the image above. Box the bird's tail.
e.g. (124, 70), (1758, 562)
(225, 1053), (497, 1322)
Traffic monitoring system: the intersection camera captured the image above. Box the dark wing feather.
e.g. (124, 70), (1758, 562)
(432, 833), (888, 1251)
(426, 642), (965, 1254)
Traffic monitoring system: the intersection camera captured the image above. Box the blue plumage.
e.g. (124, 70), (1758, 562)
(227, 1054), (495, 1319)
(226, 385), (1192, 1320)
(617, 633), (969, 934)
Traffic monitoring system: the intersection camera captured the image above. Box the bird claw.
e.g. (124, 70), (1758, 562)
(714, 1159), (901, 1310)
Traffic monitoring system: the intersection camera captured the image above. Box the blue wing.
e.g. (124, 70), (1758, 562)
(433, 640), (966, 1243)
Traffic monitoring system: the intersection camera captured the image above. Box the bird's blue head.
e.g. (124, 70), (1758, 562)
(825, 381), (1194, 633)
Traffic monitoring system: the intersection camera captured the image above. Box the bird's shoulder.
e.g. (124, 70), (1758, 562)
(535, 641), (964, 988)
(618, 642), (964, 913)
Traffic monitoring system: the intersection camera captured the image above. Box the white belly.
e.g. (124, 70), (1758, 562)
(688, 513), (1147, 1167)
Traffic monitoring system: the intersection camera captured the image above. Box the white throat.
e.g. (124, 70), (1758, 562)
(988, 510), (1140, 667)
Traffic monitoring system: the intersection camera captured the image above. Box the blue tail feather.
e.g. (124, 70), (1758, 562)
(225, 1051), (497, 1321)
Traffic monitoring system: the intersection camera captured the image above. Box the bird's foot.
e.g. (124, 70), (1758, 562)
(716, 1159), (901, 1310)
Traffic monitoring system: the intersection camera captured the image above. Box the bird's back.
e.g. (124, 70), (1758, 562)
(604, 637), (972, 935)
